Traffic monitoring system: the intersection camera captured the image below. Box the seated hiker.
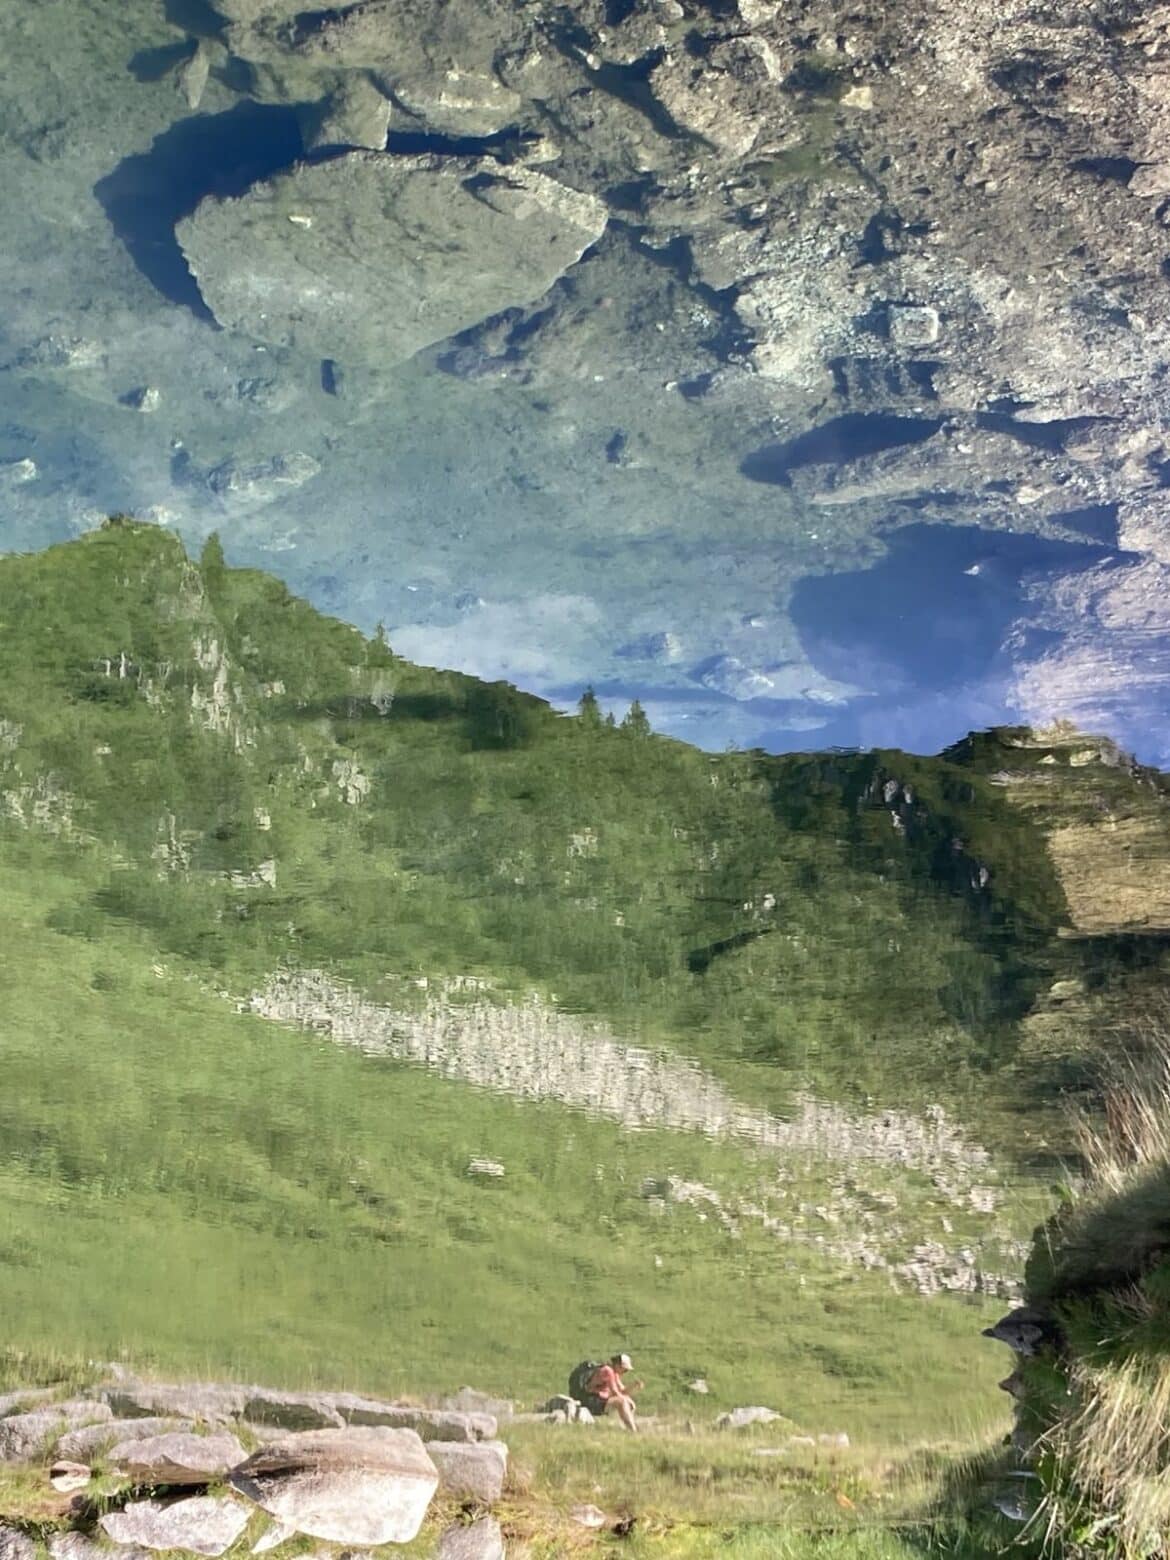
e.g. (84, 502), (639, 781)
(580, 1353), (642, 1432)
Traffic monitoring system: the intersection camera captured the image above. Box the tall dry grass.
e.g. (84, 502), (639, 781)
(1028, 1025), (1170, 1558)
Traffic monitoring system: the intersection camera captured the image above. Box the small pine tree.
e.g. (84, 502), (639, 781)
(200, 531), (226, 578)
(578, 686), (602, 727)
(621, 698), (651, 737)
(368, 621), (395, 667)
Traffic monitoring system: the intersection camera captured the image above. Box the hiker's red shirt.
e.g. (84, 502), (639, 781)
(588, 1365), (625, 1400)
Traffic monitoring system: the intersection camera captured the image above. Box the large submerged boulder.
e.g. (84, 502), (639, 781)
(176, 153), (607, 367)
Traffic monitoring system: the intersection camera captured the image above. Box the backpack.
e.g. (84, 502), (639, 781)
(568, 1359), (602, 1401)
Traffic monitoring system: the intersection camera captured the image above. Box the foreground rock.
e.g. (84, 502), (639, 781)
(230, 1427), (438, 1546)
(426, 1441), (508, 1505)
(49, 1536), (148, 1560)
(0, 1389), (53, 1417)
(48, 1461), (91, 1492)
(0, 1401), (112, 1461)
(0, 1527), (35, 1560)
(110, 1431), (248, 1485)
(101, 1497), (251, 1557)
(437, 1518), (505, 1560)
(58, 1417), (195, 1462)
(176, 153), (607, 367)
(101, 1384), (246, 1424)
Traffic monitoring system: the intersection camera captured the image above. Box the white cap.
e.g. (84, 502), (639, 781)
(618, 1353), (633, 1370)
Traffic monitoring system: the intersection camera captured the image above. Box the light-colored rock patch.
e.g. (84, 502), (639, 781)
(101, 1497), (251, 1557)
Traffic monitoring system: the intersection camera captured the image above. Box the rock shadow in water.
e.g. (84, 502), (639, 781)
(741, 413), (945, 486)
(93, 104), (305, 320)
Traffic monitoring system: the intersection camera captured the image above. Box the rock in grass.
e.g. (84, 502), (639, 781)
(50, 1535), (153, 1560)
(250, 1520), (298, 1554)
(0, 1526), (35, 1560)
(110, 1431), (248, 1485)
(0, 1401), (112, 1462)
(101, 1496), (251, 1556)
(326, 1394), (491, 1442)
(437, 1517), (505, 1560)
(49, 1460), (92, 1491)
(439, 1389), (513, 1423)
(58, 1418), (196, 1462)
(569, 1504), (607, 1529)
(230, 1427), (438, 1546)
(426, 1441), (508, 1504)
(176, 153), (607, 368)
(0, 1389), (54, 1418)
(714, 1406), (782, 1430)
(101, 1383), (246, 1423)
(242, 1390), (343, 1431)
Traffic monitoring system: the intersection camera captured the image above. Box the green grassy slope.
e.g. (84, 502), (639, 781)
(0, 520), (1164, 1465)
(0, 832), (1003, 1442)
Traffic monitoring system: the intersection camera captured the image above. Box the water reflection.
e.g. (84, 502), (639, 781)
(0, 1), (1168, 763)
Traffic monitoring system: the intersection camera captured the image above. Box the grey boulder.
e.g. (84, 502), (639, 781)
(49, 1461), (92, 1492)
(58, 1418), (196, 1462)
(0, 1389), (53, 1418)
(327, 1393), (491, 1442)
(176, 153), (607, 367)
(101, 1496), (252, 1556)
(242, 1389), (343, 1432)
(0, 1527), (35, 1560)
(437, 1517), (505, 1560)
(301, 79), (392, 153)
(50, 1536), (153, 1560)
(230, 1426), (438, 1546)
(101, 1383), (246, 1423)
(110, 1431), (248, 1485)
(0, 1401), (112, 1461)
(427, 1441), (508, 1505)
(440, 1389), (513, 1423)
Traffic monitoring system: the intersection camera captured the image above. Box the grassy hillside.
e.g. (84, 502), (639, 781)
(1, 520), (1168, 1551)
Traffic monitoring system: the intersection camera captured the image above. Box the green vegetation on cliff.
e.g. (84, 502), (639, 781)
(1, 522), (1168, 1531)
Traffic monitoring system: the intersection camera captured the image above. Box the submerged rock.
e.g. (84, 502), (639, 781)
(176, 153), (607, 367)
(207, 454), (320, 508)
(301, 79), (392, 153)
